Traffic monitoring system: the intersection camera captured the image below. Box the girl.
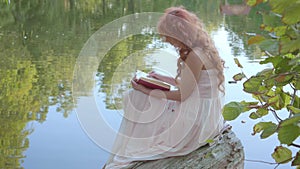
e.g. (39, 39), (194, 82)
(104, 6), (226, 169)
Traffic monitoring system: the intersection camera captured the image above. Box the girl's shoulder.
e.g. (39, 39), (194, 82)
(190, 47), (213, 69)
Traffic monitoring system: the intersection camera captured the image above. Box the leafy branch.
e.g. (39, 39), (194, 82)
(222, 0), (300, 167)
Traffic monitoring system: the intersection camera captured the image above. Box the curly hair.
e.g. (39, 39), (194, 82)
(157, 6), (225, 93)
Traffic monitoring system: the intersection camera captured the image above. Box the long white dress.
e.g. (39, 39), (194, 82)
(105, 68), (225, 169)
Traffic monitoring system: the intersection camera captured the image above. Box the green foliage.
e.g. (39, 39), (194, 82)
(0, 0), (293, 167)
(0, 1), (82, 167)
(249, 108), (268, 119)
(223, 0), (300, 167)
(293, 151), (300, 166)
(272, 146), (292, 164)
(278, 123), (300, 145)
(222, 101), (245, 120)
(233, 72), (246, 81)
(253, 121), (277, 139)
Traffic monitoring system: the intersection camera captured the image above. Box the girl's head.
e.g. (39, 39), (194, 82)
(157, 6), (225, 93)
(157, 6), (208, 51)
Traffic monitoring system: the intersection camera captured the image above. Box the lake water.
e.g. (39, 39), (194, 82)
(0, 0), (295, 169)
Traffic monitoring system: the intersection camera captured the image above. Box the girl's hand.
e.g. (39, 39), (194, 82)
(131, 77), (140, 90)
(131, 77), (149, 94)
(147, 71), (161, 80)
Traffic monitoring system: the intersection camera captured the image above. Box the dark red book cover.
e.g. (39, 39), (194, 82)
(135, 71), (171, 91)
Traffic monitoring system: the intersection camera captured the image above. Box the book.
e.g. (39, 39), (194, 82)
(135, 70), (171, 91)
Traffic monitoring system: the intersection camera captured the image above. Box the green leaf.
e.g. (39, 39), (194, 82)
(261, 12), (282, 28)
(272, 146), (292, 164)
(256, 68), (273, 77)
(234, 58), (243, 68)
(240, 100), (259, 112)
(278, 124), (300, 145)
(261, 123), (277, 139)
(260, 55), (282, 67)
(266, 89), (276, 97)
(253, 121), (277, 138)
(274, 26), (288, 37)
(274, 74), (294, 86)
(275, 57), (293, 74)
(222, 102), (245, 121)
(258, 69), (274, 88)
(246, 0), (265, 6)
(269, 0), (297, 14)
(280, 38), (300, 54)
(287, 105), (300, 114)
(268, 89), (291, 110)
(267, 95), (280, 109)
(292, 151), (300, 166)
(293, 95), (300, 110)
(280, 114), (300, 127)
(249, 108), (269, 119)
(206, 139), (214, 144)
(246, 0), (256, 6)
(280, 91), (291, 108)
(248, 35), (266, 45)
(233, 73), (246, 81)
(258, 39), (279, 55)
(243, 76), (268, 94)
(264, 78), (275, 88)
(282, 3), (300, 25)
(289, 57), (300, 69)
(293, 75), (300, 90)
(249, 112), (260, 119)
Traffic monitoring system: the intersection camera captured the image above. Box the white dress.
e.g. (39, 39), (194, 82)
(105, 68), (225, 169)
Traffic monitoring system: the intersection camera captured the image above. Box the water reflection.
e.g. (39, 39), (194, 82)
(220, 0), (251, 16)
(0, 0), (269, 168)
(98, 34), (165, 109)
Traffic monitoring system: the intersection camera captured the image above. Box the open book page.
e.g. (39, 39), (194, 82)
(135, 70), (174, 91)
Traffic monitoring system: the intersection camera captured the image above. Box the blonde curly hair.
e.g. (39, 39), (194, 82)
(157, 6), (225, 93)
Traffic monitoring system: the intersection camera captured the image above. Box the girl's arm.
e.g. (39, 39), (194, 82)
(147, 71), (177, 86)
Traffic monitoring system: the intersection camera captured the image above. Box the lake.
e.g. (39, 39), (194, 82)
(0, 0), (295, 169)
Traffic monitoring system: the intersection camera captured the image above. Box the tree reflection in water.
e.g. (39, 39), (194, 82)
(0, 0), (268, 168)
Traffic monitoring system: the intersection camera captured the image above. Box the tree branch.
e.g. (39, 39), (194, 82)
(289, 84), (297, 118)
(244, 159), (277, 165)
(291, 143), (300, 148)
(264, 50), (273, 57)
(291, 24), (299, 35)
(268, 108), (282, 122)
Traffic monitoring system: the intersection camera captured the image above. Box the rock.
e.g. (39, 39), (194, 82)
(123, 128), (244, 169)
